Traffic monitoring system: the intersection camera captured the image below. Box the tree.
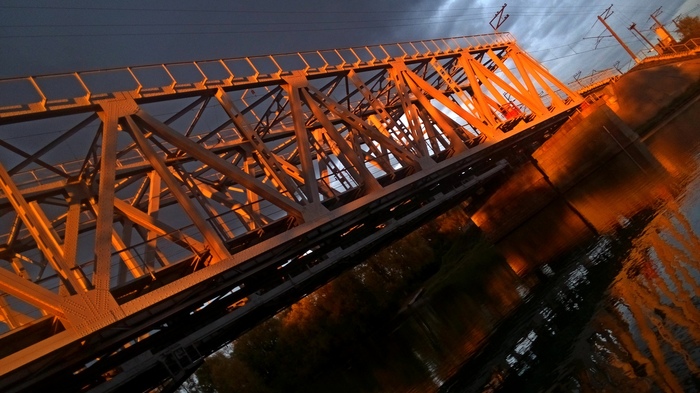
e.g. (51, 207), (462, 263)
(675, 15), (700, 43)
(190, 206), (470, 392)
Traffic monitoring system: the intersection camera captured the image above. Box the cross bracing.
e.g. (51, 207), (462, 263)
(0, 32), (581, 391)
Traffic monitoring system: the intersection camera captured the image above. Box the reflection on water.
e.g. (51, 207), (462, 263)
(542, 200), (700, 393)
(314, 100), (700, 392)
(443, 101), (700, 392)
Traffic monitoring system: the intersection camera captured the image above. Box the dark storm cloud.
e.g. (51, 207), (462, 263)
(484, 0), (691, 79)
(0, 0), (695, 82)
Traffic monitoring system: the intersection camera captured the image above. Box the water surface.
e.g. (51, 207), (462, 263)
(321, 101), (700, 393)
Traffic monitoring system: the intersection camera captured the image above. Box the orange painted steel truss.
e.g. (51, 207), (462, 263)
(0, 32), (581, 390)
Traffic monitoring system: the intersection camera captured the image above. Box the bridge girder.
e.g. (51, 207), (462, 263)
(0, 32), (581, 391)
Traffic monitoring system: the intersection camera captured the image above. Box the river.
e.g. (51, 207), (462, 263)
(442, 99), (700, 392)
(294, 95), (700, 393)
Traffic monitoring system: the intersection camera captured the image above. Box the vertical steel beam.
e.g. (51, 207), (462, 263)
(113, 198), (207, 254)
(400, 76), (470, 154)
(0, 162), (85, 294)
(428, 59), (480, 118)
(484, 50), (543, 111)
(195, 180), (261, 232)
(145, 171), (161, 269)
(124, 116), (231, 262)
(417, 106), (450, 153)
(172, 165), (237, 241)
(243, 156), (261, 220)
(300, 88), (382, 193)
(347, 71), (404, 138)
(522, 58), (564, 108)
(62, 191), (82, 289)
(400, 66), (502, 140)
(94, 103), (120, 291)
(118, 220), (134, 284)
(509, 50), (547, 110)
(457, 56), (499, 127)
(305, 85), (423, 171)
(283, 75), (324, 208)
(215, 89), (305, 203)
(133, 108), (308, 222)
(515, 46), (582, 104)
(111, 228), (145, 279)
(386, 68), (431, 158)
(511, 49), (582, 108)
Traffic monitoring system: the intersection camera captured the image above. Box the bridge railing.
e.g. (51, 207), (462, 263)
(0, 32), (515, 120)
(639, 38), (700, 65)
(567, 68), (621, 96)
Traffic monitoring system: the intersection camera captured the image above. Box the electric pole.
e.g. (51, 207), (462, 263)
(629, 22), (661, 54)
(672, 15), (683, 30)
(573, 70), (583, 88)
(613, 60), (623, 74)
(490, 4), (510, 32)
(598, 5), (640, 64)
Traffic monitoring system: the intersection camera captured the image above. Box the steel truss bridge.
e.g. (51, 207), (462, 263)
(0, 32), (581, 392)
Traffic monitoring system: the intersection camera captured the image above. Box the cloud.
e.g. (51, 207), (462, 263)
(0, 0), (694, 82)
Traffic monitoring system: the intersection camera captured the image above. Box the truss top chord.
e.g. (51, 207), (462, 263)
(0, 32), (516, 123)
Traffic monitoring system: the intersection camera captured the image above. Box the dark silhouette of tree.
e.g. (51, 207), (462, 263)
(191, 206), (483, 392)
(676, 16), (700, 43)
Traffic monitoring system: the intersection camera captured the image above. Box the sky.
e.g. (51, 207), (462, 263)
(0, 1), (698, 85)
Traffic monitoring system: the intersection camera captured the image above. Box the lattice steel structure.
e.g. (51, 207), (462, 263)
(0, 32), (581, 391)
(569, 68), (621, 96)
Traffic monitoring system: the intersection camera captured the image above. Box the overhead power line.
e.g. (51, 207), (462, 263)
(0, 15), (493, 39)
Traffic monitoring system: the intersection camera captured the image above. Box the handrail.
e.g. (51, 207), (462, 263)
(638, 37), (700, 65)
(0, 32), (515, 121)
(567, 68), (620, 94)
